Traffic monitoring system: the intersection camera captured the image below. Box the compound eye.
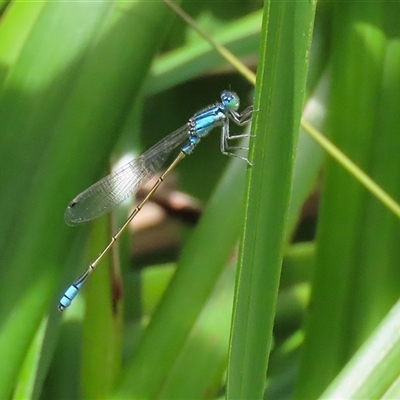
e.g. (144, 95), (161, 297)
(221, 90), (240, 111)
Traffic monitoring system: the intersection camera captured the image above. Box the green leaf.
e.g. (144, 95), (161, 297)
(0, 2), (173, 398)
(321, 299), (400, 399)
(113, 156), (250, 399)
(226, 1), (316, 399)
(296, 4), (400, 398)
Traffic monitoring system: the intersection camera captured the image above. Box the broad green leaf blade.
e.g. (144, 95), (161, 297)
(0, 2), (172, 398)
(158, 262), (237, 399)
(81, 217), (122, 399)
(227, 1), (316, 399)
(12, 317), (48, 400)
(320, 298), (400, 399)
(287, 71), (328, 237)
(0, 1), (45, 86)
(295, 4), (400, 398)
(113, 157), (250, 399)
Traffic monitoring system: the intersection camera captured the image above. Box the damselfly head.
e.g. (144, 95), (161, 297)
(221, 91), (239, 111)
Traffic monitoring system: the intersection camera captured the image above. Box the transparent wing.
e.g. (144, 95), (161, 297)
(65, 124), (190, 225)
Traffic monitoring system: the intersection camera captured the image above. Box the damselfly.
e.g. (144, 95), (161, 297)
(58, 90), (252, 311)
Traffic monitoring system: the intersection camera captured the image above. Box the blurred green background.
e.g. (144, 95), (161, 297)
(1, 1), (400, 399)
